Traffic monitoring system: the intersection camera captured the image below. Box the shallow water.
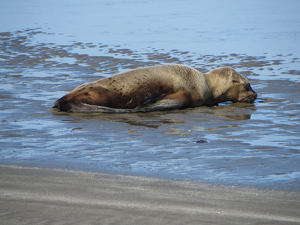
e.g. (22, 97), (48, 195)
(1, 0), (300, 190)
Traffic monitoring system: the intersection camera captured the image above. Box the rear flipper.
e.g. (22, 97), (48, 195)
(66, 99), (184, 113)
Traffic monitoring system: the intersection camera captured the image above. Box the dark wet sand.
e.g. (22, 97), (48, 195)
(1, 165), (299, 225)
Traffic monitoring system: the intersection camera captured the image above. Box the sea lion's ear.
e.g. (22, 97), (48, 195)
(232, 79), (239, 83)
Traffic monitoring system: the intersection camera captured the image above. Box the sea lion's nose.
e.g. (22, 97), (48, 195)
(252, 91), (257, 101)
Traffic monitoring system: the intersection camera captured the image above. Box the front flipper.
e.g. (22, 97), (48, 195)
(136, 99), (183, 112)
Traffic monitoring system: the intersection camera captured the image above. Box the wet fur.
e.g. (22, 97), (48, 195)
(53, 64), (257, 113)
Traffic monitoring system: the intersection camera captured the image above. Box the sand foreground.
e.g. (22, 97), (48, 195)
(1, 165), (299, 224)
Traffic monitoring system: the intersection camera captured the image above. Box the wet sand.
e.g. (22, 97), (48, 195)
(1, 165), (299, 224)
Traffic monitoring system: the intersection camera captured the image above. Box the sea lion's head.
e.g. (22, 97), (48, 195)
(205, 67), (257, 104)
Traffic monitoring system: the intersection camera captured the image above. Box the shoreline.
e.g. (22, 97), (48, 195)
(1, 164), (299, 224)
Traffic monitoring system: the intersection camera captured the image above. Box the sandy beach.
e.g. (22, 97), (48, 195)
(1, 165), (299, 224)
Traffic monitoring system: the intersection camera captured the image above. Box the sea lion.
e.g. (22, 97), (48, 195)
(52, 64), (257, 113)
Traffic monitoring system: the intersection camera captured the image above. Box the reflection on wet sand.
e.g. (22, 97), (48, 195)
(57, 102), (256, 129)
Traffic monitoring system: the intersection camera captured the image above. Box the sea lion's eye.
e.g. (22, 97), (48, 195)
(232, 80), (239, 83)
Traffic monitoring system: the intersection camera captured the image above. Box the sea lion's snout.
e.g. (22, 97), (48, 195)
(248, 84), (257, 103)
(241, 85), (257, 103)
(251, 91), (258, 103)
(242, 92), (257, 103)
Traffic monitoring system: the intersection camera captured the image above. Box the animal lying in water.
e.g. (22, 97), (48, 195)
(53, 64), (257, 113)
